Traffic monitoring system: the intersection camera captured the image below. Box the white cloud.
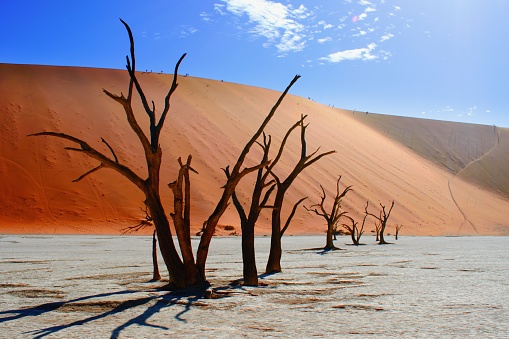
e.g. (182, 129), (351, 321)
(179, 26), (198, 37)
(356, 5), (375, 21)
(353, 30), (367, 36)
(394, 6), (401, 11)
(358, 0), (372, 5)
(317, 37), (332, 43)
(200, 12), (212, 22)
(214, 4), (226, 15)
(320, 43), (377, 63)
(318, 20), (333, 30)
(380, 32), (394, 42)
(220, 0), (311, 53)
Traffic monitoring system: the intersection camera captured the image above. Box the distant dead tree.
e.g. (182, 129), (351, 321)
(266, 115), (335, 273)
(394, 224), (403, 240)
(342, 212), (368, 246)
(121, 206), (161, 281)
(30, 19), (301, 290)
(373, 221), (381, 242)
(365, 200), (395, 245)
(305, 176), (351, 250)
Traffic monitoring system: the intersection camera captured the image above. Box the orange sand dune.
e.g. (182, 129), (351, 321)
(1, 63), (508, 235)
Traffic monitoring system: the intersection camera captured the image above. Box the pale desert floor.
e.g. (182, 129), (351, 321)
(1, 235), (508, 338)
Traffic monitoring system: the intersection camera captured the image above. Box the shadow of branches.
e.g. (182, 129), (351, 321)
(1, 287), (215, 338)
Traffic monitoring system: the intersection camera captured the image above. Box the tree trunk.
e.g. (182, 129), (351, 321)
(378, 222), (388, 245)
(266, 233), (282, 273)
(266, 200), (283, 273)
(325, 222), (335, 250)
(145, 189), (198, 288)
(151, 230), (161, 281)
(350, 230), (358, 246)
(242, 221), (258, 286)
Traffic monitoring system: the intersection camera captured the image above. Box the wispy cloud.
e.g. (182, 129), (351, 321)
(210, 0), (407, 63)
(218, 0), (311, 53)
(467, 106), (477, 117)
(380, 32), (394, 42)
(179, 26), (198, 38)
(320, 43), (377, 63)
(317, 37), (332, 44)
(200, 12), (212, 22)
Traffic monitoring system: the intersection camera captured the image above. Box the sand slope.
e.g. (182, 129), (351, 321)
(0, 63), (507, 235)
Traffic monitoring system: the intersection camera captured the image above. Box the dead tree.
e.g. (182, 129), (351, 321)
(305, 176), (352, 250)
(229, 133), (274, 286)
(373, 221), (381, 242)
(266, 115), (335, 273)
(167, 155), (199, 285)
(30, 19), (196, 288)
(120, 206), (161, 281)
(365, 200), (395, 245)
(195, 75), (302, 282)
(29, 19), (301, 289)
(230, 118), (305, 286)
(394, 224), (403, 240)
(342, 213), (367, 246)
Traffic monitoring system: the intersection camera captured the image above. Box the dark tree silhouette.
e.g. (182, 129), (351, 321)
(365, 200), (395, 245)
(394, 224), (403, 240)
(266, 115), (335, 273)
(30, 19), (302, 290)
(342, 213), (367, 246)
(305, 176), (352, 250)
(230, 117), (306, 286)
(30, 19), (194, 288)
(373, 220), (381, 242)
(195, 75), (301, 282)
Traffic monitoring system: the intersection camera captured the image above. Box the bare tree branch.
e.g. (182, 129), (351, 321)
(72, 164), (104, 183)
(280, 196), (307, 237)
(29, 132), (144, 189)
(101, 137), (119, 163)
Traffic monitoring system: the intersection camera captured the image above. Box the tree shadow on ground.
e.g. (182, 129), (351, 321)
(297, 246), (344, 255)
(0, 286), (218, 339)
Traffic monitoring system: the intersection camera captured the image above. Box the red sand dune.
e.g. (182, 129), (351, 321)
(1, 63), (508, 235)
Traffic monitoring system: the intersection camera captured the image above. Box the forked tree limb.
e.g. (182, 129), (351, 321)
(197, 75), (301, 277)
(230, 75), (300, 179)
(101, 137), (119, 163)
(28, 132), (144, 189)
(102, 88), (152, 156)
(264, 116), (307, 178)
(118, 19), (187, 152)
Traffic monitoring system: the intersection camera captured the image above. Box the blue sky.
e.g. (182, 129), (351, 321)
(2, 0), (508, 127)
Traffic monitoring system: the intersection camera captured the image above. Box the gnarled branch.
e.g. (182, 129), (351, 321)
(28, 132), (144, 189)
